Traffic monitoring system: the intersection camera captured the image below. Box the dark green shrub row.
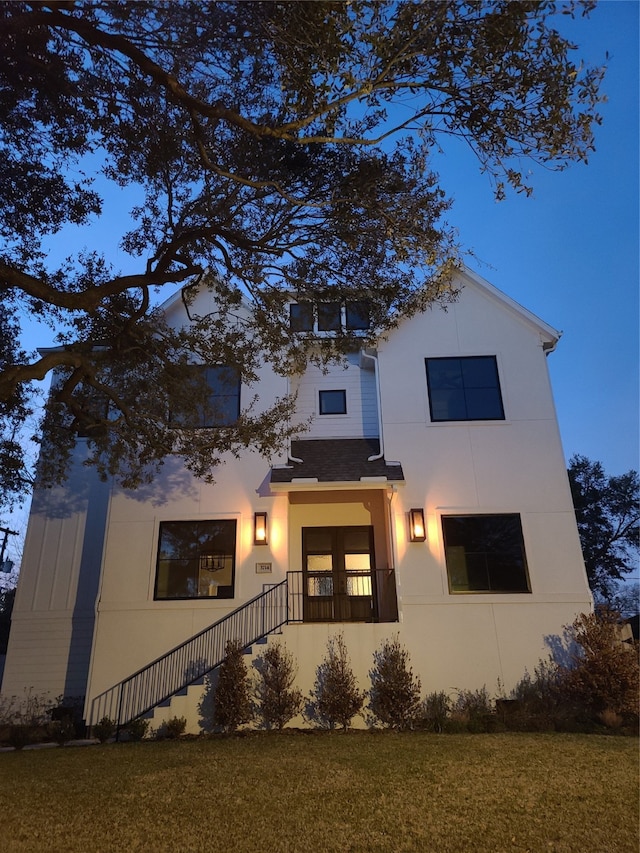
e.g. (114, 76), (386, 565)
(206, 611), (638, 735)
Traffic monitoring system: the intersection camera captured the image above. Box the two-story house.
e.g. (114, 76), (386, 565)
(1, 266), (591, 730)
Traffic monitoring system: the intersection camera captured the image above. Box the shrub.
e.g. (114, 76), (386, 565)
(597, 708), (624, 729)
(451, 687), (494, 732)
(1, 689), (50, 747)
(368, 635), (422, 730)
(48, 695), (86, 738)
(307, 634), (364, 731)
(253, 643), (303, 731)
(163, 716), (187, 739)
(48, 717), (76, 746)
(421, 691), (452, 733)
(93, 716), (116, 743)
(506, 663), (565, 731)
(560, 609), (639, 722)
(7, 725), (35, 750)
(213, 640), (253, 733)
(126, 717), (150, 741)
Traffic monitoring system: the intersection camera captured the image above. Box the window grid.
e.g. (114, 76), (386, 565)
(442, 514), (530, 594)
(289, 300), (370, 333)
(426, 356), (505, 422)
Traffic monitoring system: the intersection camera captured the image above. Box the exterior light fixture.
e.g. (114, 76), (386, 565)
(254, 511), (268, 545)
(409, 508), (426, 542)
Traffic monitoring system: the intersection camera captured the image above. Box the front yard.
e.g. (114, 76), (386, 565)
(0, 733), (637, 852)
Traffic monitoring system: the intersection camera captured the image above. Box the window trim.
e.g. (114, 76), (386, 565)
(318, 389), (347, 416)
(154, 518), (237, 601)
(425, 355), (505, 423)
(441, 512), (531, 595)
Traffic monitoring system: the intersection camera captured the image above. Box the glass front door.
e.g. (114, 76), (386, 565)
(302, 526), (375, 622)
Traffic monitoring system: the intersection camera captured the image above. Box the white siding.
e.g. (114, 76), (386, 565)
(291, 352), (378, 440)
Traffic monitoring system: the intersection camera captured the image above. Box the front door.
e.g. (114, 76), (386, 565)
(302, 526), (375, 622)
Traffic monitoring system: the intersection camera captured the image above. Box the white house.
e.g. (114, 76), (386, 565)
(1, 267), (591, 730)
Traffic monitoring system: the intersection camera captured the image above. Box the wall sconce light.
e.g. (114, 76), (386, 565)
(409, 508), (426, 542)
(254, 511), (268, 545)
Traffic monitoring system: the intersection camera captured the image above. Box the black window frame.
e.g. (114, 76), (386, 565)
(289, 300), (371, 333)
(319, 389), (347, 415)
(442, 513), (531, 594)
(425, 356), (505, 422)
(289, 302), (314, 332)
(345, 300), (370, 331)
(170, 365), (241, 429)
(154, 519), (237, 600)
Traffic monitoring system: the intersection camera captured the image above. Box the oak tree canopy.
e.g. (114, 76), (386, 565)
(568, 455), (640, 603)
(0, 0), (605, 506)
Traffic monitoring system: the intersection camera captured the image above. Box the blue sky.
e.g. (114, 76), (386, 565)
(436, 0), (639, 479)
(3, 1), (638, 567)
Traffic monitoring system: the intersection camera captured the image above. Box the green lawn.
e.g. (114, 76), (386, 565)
(0, 733), (637, 852)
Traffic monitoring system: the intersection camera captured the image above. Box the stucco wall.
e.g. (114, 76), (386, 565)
(4, 271), (592, 725)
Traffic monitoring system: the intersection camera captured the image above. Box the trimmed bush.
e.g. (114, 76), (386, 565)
(213, 640), (253, 733)
(307, 634), (364, 731)
(368, 635), (422, 730)
(253, 643), (303, 731)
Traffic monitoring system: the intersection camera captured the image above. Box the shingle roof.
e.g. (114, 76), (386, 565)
(270, 439), (404, 484)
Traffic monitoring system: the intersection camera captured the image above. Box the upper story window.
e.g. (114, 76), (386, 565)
(425, 356), (504, 422)
(319, 389), (347, 415)
(155, 519), (236, 600)
(442, 514), (530, 594)
(289, 300), (370, 333)
(171, 365), (240, 428)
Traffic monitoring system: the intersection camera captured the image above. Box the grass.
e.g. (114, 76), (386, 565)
(0, 732), (637, 852)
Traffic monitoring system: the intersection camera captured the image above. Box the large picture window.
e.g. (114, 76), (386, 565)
(442, 514), (530, 593)
(426, 356), (504, 421)
(171, 365), (240, 428)
(155, 520), (236, 599)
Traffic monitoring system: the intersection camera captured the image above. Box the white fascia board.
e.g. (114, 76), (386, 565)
(269, 480), (404, 494)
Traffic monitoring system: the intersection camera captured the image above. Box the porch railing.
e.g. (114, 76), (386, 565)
(89, 579), (288, 729)
(287, 568), (398, 623)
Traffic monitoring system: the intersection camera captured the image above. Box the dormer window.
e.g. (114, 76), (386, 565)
(318, 302), (341, 332)
(289, 302), (314, 332)
(289, 300), (370, 333)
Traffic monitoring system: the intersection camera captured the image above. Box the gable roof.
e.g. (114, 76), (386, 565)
(157, 264), (561, 353)
(457, 266), (561, 353)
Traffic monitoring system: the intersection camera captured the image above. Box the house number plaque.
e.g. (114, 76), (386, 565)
(255, 562), (272, 574)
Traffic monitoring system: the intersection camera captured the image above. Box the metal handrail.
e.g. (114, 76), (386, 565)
(89, 567), (398, 729)
(89, 579), (288, 728)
